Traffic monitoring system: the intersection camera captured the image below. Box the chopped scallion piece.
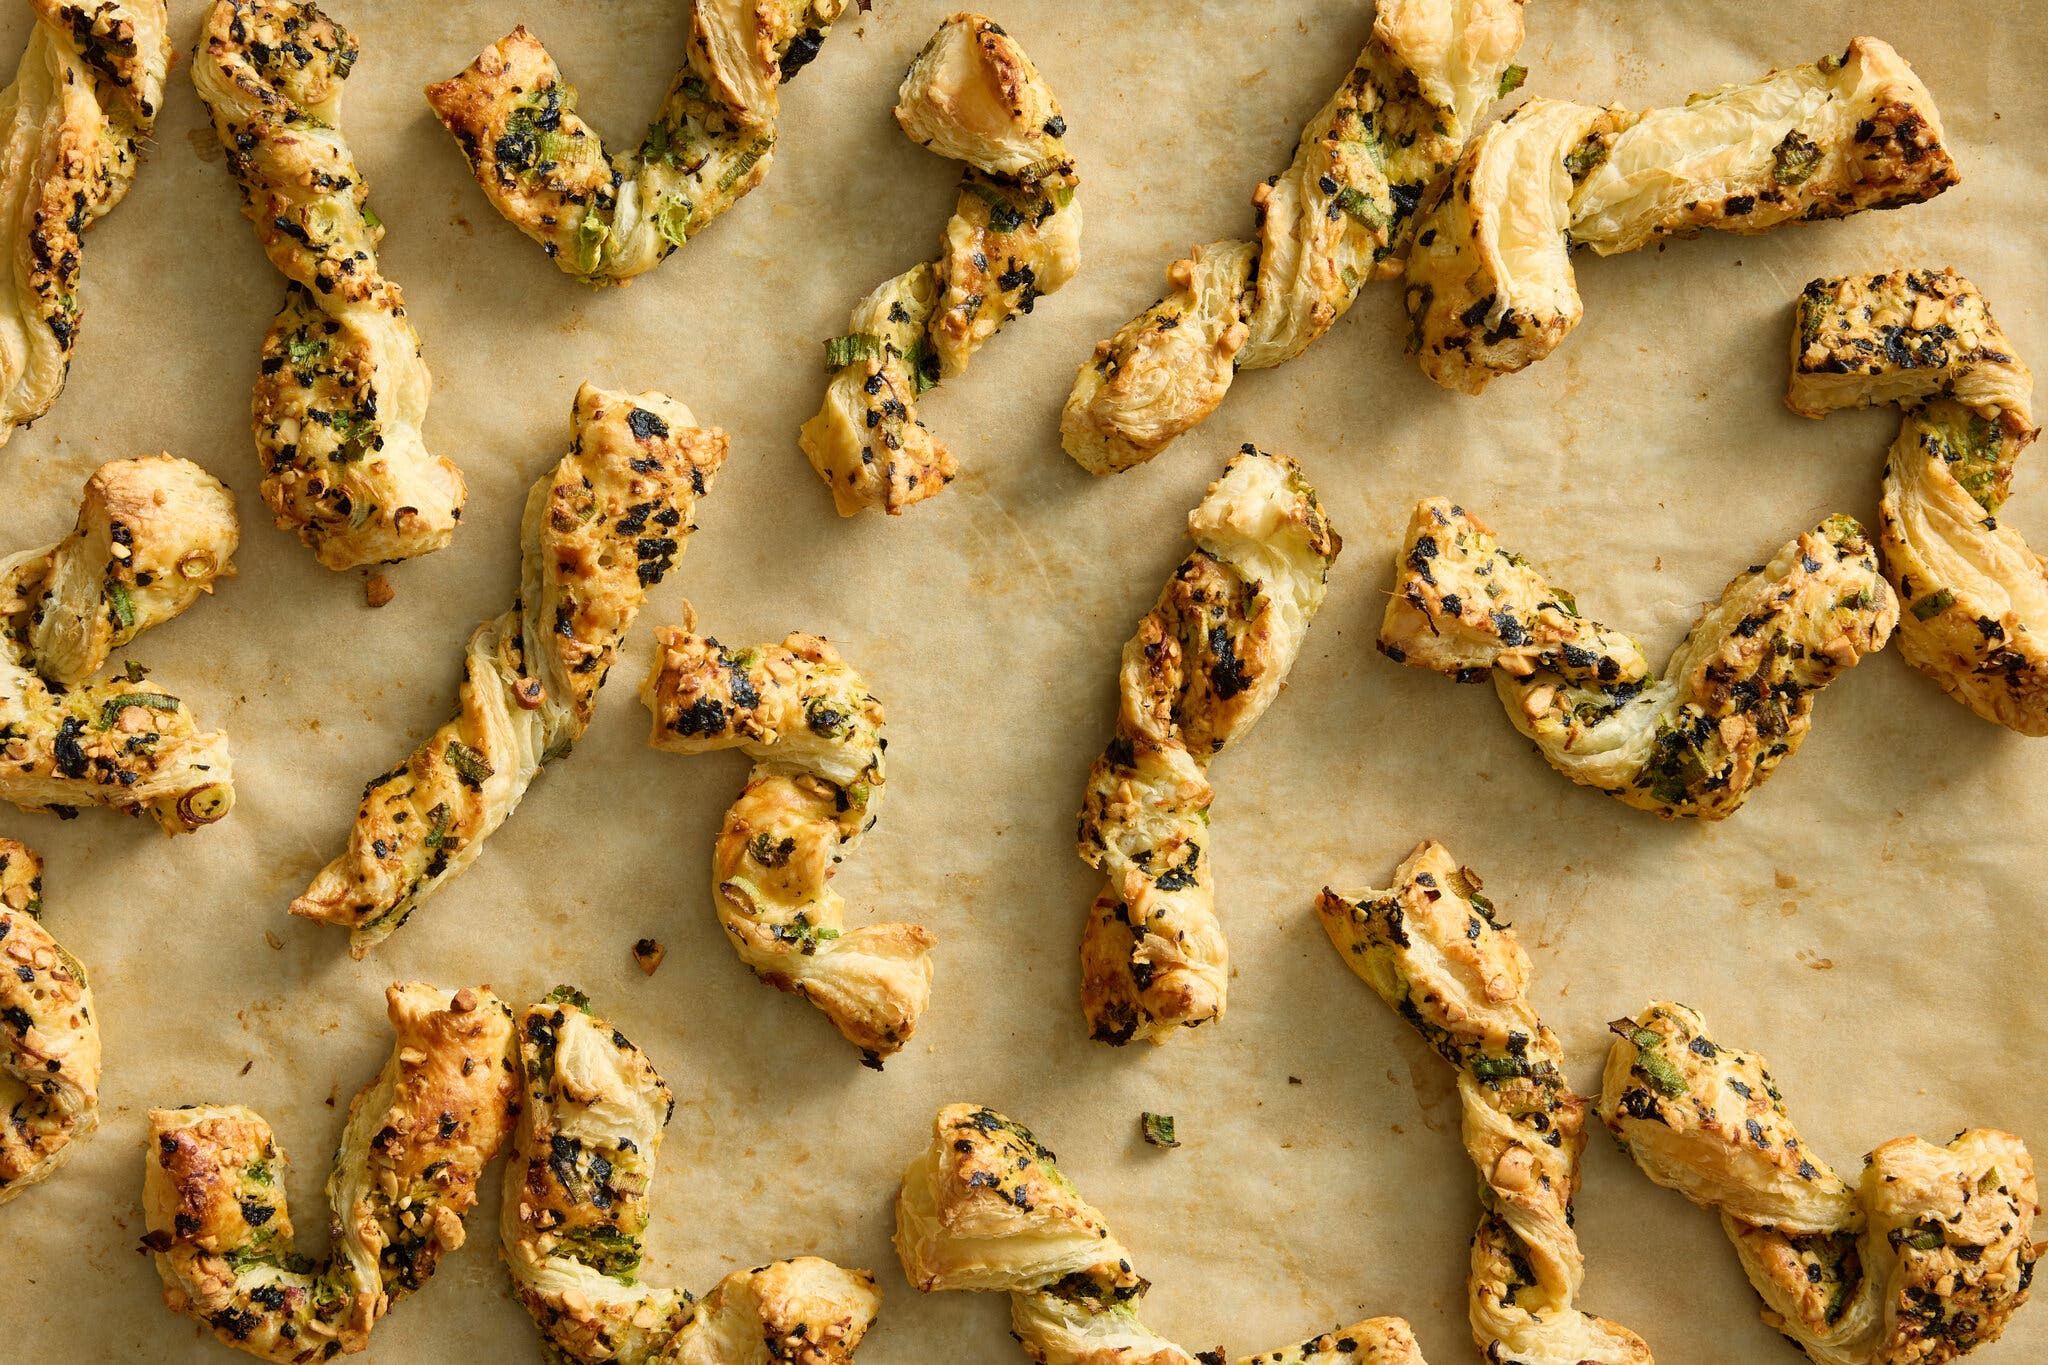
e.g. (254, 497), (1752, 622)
(545, 984), (591, 1011)
(1911, 589), (1955, 621)
(574, 214), (609, 273)
(654, 194), (694, 248)
(906, 339), (940, 394)
(1140, 1112), (1178, 1148)
(1333, 185), (1387, 231)
(1772, 129), (1823, 185)
(824, 333), (886, 370)
(107, 581), (135, 631)
(445, 740), (494, 786)
(1470, 1055), (1530, 1082)
(97, 692), (179, 729)
(715, 138), (771, 193)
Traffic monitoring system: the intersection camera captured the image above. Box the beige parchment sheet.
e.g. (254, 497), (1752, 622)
(3, 1), (2044, 1360)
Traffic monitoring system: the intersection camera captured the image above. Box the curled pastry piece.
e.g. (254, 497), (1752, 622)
(1060, 0), (1528, 474)
(1788, 268), (2048, 734)
(0, 454), (238, 831)
(802, 13), (1079, 516)
(1601, 1003), (2040, 1363)
(0, 840), (99, 1207)
(142, 983), (518, 1362)
(0, 0), (169, 446)
(1408, 37), (1956, 393)
(6, 454), (240, 685)
(1077, 445), (1340, 1044)
(641, 613), (933, 1064)
(291, 385), (727, 955)
(898, 1103), (1427, 1365)
(1379, 497), (1896, 819)
(1317, 841), (1653, 1365)
(195, 0), (466, 570)
(504, 987), (880, 1363)
(427, 1), (855, 284)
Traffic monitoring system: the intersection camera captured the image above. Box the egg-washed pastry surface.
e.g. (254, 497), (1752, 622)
(1060, 0), (1528, 475)
(503, 987), (881, 1364)
(1601, 1002), (2040, 1363)
(1076, 444), (1340, 1045)
(1317, 840), (1653, 1365)
(141, 983), (519, 1363)
(897, 1102), (1428, 1365)
(1408, 37), (1956, 393)
(290, 384), (727, 956)
(0, 453), (238, 831)
(801, 12), (1079, 516)
(0, 840), (98, 1209)
(427, 1), (856, 284)
(0, 0), (169, 448)
(194, 0), (467, 570)
(1379, 497), (1896, 819)
(641, 611), (933, 1065)
(1788, 267), (2048, 734)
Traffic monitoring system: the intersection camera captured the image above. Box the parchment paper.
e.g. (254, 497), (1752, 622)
(3, 3), (2044, 1361)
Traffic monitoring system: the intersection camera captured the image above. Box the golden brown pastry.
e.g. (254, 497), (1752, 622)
(0, 0), (169, 446)
(504, 987), (880, 1363)
(194, 0), (466, 570)
(1787, 267), (2048, 734)
(897, 1103), (1428, 1365)
(427, 1), (855, 284)
(1379, 498), (1896, 818)
(0, 839), (98, 1207)
(0, 453), (238, 831)
(1317, 841), (1652, 1365)
(1060, 0), (1528, 474)
(641, 612), (933, 1064)
(1408, 38), (1956, 393)
(291, 384), (727, 956)
(1077, 445), (1340, 1043)
(1601, 1002), (2040, 1363)
(802, 13), (1079, 516)
(142, 983), (518, 1362)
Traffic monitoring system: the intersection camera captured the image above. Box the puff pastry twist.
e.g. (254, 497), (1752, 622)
(1788, 267), (2048, 734)
(504, 987), (880, 1364)
(1077, 445), (1339, 1044)
(1601, 1002), (2040, 1363)
(1407, 38), (1956, 393)
(428, 1), (855, 285)
(0, 0), (169, 446)
(641, 613), (934, 1064)
(1318, 840), (1653, 1365)
(1379, 497), (1896, 819)
(291, 384), (727, 955)
(0, 839), (98, 1206)
(1059, 0), (1527, 474)
(1, 453), (238, 830)
(802, 12), (1079, 516)
(195, 0), (466, 570)
(897, 1102), (1428, 1365)
(142, 983), (519, 1363)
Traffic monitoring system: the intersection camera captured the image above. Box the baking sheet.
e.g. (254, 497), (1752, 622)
(3, 1), (2045, 1360)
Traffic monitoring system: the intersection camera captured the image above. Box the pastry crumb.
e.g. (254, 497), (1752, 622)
(631, 938), (665, 975)
(365, 573), (395, 608)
